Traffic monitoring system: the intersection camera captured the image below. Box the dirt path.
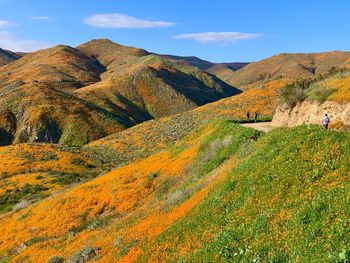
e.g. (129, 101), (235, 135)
(241, 122), (274, 132)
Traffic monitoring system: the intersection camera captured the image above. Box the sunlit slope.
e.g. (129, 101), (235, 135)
(75, 52), (242, 119)
(136, 125), (350, 262)
(0, 143), (119, 214)
(0, 45), (104, 90)
(306, 68), (350, 102)
(89, 79), (288, 156)
(193, 79), (289, 119)
(0, 121), (259, 262)
(272, 67), (350, 129)
(0, 45), (132, 146)
(1, 122), (349, 262)
(277, 67), (350, 108)
(226, 51), (350, 90)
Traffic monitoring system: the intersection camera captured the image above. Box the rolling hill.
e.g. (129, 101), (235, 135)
(0, 121), (349, 262)
(76, 40), (241, 118)
(224, 51), (350, 89)
(0, 45), (131, 146)
(0, 39), (241, 146)
(1, 41), (350, 262)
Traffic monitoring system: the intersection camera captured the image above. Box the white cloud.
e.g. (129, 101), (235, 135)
(0, 20), (10, 28)
(31, 16), (54, 22)
(174, 32), (262, 43)
(0, 31), (51, 52)
(84, 13), (176, 29)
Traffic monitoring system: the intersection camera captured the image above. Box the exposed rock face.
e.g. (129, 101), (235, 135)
(0, 110), (16, 145)
(272, 100), (350, 127)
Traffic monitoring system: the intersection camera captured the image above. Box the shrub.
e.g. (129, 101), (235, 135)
(0, 184), (48, 213)
(24, 236), (48, 246)
(307, 86), (337, 103)
(40, 152), (59, 161)
(119, 239), (139, 256)
(280, 79), (311, 107)
(67, 247), (100, 263)
(48, 256), (64, 263)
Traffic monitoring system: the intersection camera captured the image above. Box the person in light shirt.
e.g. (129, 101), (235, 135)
(321, 114), (330, 129)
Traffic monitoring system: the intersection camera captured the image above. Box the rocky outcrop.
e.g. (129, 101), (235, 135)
(272, 100), (350, 127)
(0, 110), (16, 145)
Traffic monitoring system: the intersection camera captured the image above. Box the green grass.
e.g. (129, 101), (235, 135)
(0, 184), (49, 213)
(229, 116), (273, 124)
(67, 210), (113, 235)
(153, 121), (259, 208)
(24, 236), (48, 246)
(306, 85), (337, 103)
(194, 121), (262, 178)
(137, 124), (350, 262)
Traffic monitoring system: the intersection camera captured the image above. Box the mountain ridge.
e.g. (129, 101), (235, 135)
(225, 50), (350, 89)
(0, 39), (241, 146)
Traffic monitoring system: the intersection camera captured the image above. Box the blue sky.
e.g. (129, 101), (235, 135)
(0, 0), (349, 62)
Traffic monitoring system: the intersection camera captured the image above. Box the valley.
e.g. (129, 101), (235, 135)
(0, 38), (350, 262)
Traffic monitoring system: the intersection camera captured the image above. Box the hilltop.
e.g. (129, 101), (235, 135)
(0, 45), (105, 89)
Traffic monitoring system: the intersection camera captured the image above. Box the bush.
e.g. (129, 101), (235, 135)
(68, 247), (100, 263)
(280, 79), (311, 107)
(0, 184), (48, 213)
(40, 152), (59, 161)
(307, 86), (337, 103)
(48, 256), (64, 263)
(24, 236), (48, 246)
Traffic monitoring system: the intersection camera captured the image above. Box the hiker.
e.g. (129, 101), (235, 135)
(246, 111), (250, 121)
(254, 112), (258, 123)
(321, 114), (330, 129)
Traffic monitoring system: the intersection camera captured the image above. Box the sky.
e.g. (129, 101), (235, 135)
(0, 0), (349, 62)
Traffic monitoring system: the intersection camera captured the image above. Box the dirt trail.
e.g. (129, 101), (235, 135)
(241, 122), (274, 132)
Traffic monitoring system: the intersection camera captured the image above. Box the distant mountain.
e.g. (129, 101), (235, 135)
(224, 51), (350, 89)
(0, 48), (21, 67)
(159, 54), (248, 82)
(0, 39), (241, 146)
(206, 62), (248, 83)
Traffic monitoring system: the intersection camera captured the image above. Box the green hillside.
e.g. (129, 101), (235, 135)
(281, 67), (350, 107)
(137, 123), (350, 262)
(1, 121), (349, 262)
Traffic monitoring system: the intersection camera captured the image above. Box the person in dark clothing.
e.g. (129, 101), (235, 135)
(254, 112), (258, 123)
(246, 111), (250, 121)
